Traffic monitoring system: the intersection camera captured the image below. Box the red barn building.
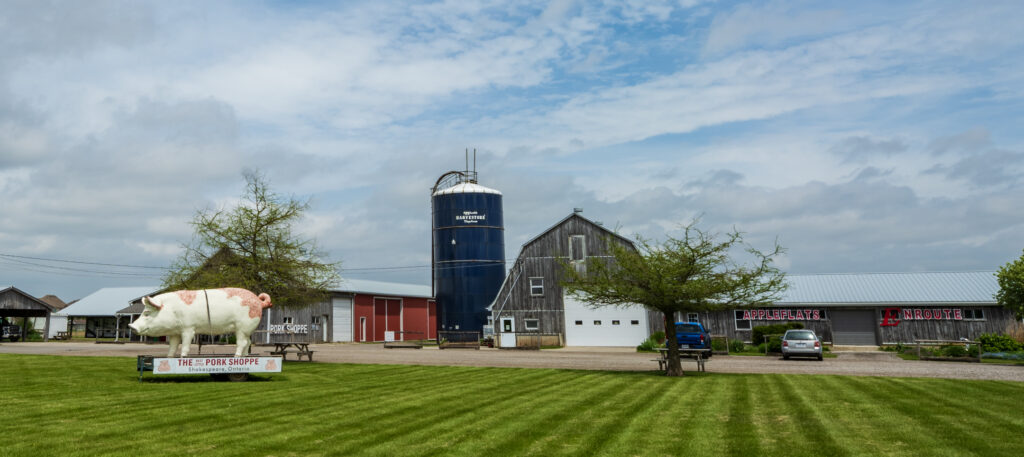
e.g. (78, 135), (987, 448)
(332, 279), (436, 343)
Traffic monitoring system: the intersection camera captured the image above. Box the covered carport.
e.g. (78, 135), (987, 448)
(1, 286), (56, 342)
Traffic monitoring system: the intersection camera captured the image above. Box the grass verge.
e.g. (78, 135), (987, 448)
(1, 353), (1022, 456)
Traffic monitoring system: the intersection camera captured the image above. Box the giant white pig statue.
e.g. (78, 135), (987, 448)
(128, 288), (272, 357)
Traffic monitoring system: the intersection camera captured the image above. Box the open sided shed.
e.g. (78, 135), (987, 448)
(62, 286), (159, 338)
(1, 286), (56, 342)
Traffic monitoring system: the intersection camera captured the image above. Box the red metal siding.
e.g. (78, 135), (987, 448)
(349, 294), (436, 342)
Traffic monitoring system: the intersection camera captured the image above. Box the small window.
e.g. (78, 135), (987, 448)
(734, 310), (751, 331)
(575, 320), (583, 326)
(487, 316), (493, 326)
(570, 235), (586, 261)
(524, 319), (539, 330)
(687, 313), (699, 323)
(612, 320), (620, 325)
(311, 316), (322, 324)
(631, 320), (639, 325)
(593, 320), (601, 325)
(282, 317), (294, 324)
(965, 309), (986, 321)
(529, 277), (544, 296)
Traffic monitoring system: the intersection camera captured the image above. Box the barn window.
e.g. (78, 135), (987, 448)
(631, 320), (639, 325)
(612, 320), (620, 325)
(734, 310), (751, 330)
(593, 320), (602, 325)
(282, 317), (294, 324)
(575, 320), (583, 325)
(311, 316), (322, 324)
(964, 309), (986, 321)
(687, 313), (699, 323)
(529, 277), (544, 296)
(524, 319), (539, 330)
(569, 235), (586, 261)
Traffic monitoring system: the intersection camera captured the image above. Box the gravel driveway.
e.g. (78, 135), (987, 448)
(2, 342), (1022, 382)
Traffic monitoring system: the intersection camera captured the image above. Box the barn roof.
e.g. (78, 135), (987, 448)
(519, 211), (635, 254)
(779, 272), (998, 305)
(62, 286), (160, 317)
(331, 279), (433, 298)
(0, 286), (57, 314)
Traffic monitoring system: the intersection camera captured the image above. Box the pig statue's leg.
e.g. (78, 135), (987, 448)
(166, 335), (181, 358)
(179, 329), (195, 357)
(234, 330), (250, 357)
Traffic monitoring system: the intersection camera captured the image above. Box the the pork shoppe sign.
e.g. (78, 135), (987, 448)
(152, 357), (282, 375)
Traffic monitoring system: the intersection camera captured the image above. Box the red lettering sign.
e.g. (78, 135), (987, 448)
(881, 308), (900, 327)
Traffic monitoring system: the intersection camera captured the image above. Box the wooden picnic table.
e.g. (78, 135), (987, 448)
(654, 348), (707, 372)
(268, 342), (315, 361)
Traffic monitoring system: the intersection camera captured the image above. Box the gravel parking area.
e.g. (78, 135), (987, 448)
(2, 341), (1022, 382)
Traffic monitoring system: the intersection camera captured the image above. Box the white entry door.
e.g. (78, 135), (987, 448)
(499, 317), (516, 348)
(332, 297), (353, 342)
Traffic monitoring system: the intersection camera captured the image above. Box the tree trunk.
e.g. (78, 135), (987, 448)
(663, 311), (684, 376)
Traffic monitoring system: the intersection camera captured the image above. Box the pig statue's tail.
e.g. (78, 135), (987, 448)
(258, 293), (273, 309)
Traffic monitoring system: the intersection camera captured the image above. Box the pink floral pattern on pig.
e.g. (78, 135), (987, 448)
(222, 288), (272, 318)
(176, 290), (198, 305)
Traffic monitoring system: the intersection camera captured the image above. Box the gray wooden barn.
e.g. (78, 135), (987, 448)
(489, 210), (663, 347)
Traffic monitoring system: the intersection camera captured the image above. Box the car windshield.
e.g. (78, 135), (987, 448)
(786, 331), (815, 340)
(676, 324), (701, 332)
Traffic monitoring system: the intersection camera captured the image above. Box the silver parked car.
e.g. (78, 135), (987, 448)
(781, 329), (823, 361)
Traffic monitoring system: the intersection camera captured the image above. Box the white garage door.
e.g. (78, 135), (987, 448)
(564, 294), (649, 346)
(332, 297), (353, 342)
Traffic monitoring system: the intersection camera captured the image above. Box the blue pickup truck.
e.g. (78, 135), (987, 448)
(673, 322), (712, 358)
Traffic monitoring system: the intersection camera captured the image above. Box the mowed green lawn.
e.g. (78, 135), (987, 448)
(2, 354), (1022, 457)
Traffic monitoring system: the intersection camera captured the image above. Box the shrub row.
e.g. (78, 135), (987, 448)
(750, 322), (804, 347)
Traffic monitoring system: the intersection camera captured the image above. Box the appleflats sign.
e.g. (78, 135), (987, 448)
(880, 308), (964, 327)
(740, 309), (823, 320)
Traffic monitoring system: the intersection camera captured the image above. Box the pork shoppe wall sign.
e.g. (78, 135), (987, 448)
(740, 309), (824, 320)
(880, 308), (964, 327)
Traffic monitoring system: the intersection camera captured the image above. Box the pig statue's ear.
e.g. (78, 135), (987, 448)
(144, 296), (162, 310)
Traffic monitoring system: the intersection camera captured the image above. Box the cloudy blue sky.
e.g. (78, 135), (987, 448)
(2, 0), (1023, 302)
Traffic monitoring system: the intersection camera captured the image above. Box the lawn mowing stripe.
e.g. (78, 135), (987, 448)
(810, 375), (944, 456)
(460, 370), (645, 456)
(324, 368), (575, 455)
(571, 374), (685, 456)
(593, 373), (707, 456)
(725, 375), (763, 457)
(197, 370), (537, 453)
(427, 370), (621, 455)
(359, 369), (600, 455)
(841, 376), (1001, 457)
(274, 367), (555, 451)
(656, 373), (736, 456)
(464, 371), (642, 456)
(770, 376), (850, 457)
(882, 377), (1024, 435)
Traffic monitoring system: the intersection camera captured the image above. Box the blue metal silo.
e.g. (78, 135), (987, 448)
(431, 163), (505, 333)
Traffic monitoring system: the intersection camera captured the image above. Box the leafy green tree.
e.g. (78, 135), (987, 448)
(996, 250), (1024, 319)
(562, 222), (787, 376)
(163, 171), (340, 308)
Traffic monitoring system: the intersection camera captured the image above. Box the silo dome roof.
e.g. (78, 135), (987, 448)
(432, 182), (502, 196)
